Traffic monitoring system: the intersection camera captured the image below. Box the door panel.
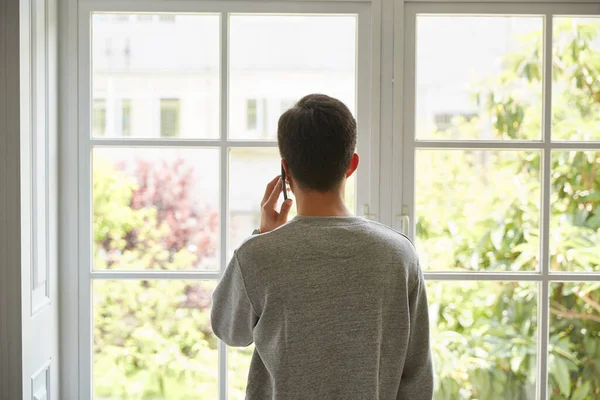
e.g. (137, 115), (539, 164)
(21, 0), (60, 398)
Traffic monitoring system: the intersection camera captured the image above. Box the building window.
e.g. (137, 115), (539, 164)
(433, 112), (477, 132)
(92, 99), (106, 137)
(159, 15), (176, 23)
(114, 14), (130, 22)
(160, 99), (180, 138)
(246, 98), (268, 136)
(121, 99), (132, 137)
(246, 99), (257, 131)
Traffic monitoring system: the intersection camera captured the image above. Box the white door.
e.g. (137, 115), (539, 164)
(20, 0), (60, 398)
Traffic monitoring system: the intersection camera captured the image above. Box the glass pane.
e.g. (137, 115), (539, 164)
(550, 151), (600, 272)
(415, 150), (540, 271)
(93, 280), (218, 399)
(91, 13), (220, 138)
(415, 16), (543, 140)
(549, 282), (600, 399)
(228, 345), (255, 400)
(228, 147), (356, 256)
(229, 15), (357, 140)
(552, 18), (600, 141)
(93, 148), (219, 270)
(429, 281), (537, 399)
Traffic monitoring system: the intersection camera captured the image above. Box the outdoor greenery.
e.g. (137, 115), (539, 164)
(93, 20), (599, 400)
(93, 157), (222, 399)
(418, 19), (600, 400)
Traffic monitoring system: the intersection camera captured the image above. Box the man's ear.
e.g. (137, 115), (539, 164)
(346, 153), (359, 178)
(282, 159), (295, 193)
(281, 159), (290, 181)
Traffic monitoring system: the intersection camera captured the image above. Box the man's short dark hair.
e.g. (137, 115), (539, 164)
(277, 94), (357, 192)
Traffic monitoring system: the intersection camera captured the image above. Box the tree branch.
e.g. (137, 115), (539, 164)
(551, 300), (568, 312)
(578, 292), (600, 315)
(550, 307), (600, 324)
(581, 74), (600, 104)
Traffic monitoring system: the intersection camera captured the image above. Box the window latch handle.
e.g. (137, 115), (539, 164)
(396, 205), (410, 236)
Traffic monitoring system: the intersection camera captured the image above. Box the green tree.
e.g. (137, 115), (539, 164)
(93, 156), (240, 399)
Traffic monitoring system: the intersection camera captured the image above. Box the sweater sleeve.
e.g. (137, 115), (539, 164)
(397, 269), (434, 399)
(211, 253), (259, 347)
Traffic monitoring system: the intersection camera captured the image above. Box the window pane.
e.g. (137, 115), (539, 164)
(93, 147), (219, 270)
(228, 345), (254, 400)
(550, 151), (600, 272)
(93, 280), (218, 399)
(415, 16), (543, 140)
(228, 148), (356, 256)
(549, 282), (600, 399)
(552, 18), (600, 141)
(430, 281), (537, 399)
(229, 15), (357, 140)
(415, 150), (540, 271)
(92, 13), (219, 138)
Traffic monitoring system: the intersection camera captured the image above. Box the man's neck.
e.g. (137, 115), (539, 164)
(294, 188), (352, 217)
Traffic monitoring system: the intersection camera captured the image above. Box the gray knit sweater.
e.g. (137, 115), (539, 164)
(211, 216), (433, 400)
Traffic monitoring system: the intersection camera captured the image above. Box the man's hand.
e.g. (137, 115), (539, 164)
(259, 176), (293, 234)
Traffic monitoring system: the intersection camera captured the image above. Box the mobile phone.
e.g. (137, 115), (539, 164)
(281, 165), (288, 200)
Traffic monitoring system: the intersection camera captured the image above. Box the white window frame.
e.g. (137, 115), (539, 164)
(394, 3), (600, 400)
(63, 1), (380, 398)
(59, 0), (600, 398)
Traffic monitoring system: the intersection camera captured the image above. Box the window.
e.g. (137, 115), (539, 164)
(433, 112), (476, 132)
(159, 14), (176, 23)
(67, 3), (600, 400)
(246, 99), (257, 131)
(90, 13), (220, 139)
(160, 98), (180, 138)
(401, 4), (600, 399)
(92, 99), (106, 136)
(245, 98), (269, 136)
(121, 99), (132, 136)
(229, 14), (357, 140)
(79, 7), (371, 400)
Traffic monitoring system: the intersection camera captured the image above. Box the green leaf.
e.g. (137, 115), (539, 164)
(552, 357), (572, 397)
(571, 381), (591, 400)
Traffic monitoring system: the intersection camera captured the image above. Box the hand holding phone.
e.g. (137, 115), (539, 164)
(258, 174), (293, 234)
